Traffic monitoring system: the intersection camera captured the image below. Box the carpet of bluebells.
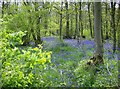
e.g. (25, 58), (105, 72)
(42, 37), (118, 60)
(2, 35), (119, 87)
(41, 37), (119, 87)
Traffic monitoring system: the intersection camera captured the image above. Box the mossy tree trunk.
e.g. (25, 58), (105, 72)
(117, 3), (120, 60)
(70, 2), (73, 38)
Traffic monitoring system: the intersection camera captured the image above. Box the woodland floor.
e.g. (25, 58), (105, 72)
(42, 36), (118, 60)
(38, 36), (118, 86)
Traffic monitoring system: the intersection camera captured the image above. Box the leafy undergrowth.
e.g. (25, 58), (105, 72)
(42, 39), (119, 87)
(74, 59), (118, 87)
(1, 31), (52, 87)
(1, 32), (119, 87)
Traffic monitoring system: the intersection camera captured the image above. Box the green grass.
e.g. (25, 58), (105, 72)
(42, 40), (119, 87)
(2, 35), (119, 87)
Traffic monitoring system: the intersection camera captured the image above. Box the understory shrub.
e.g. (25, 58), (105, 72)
(1, 31), (52, 87)
(74, 59), (118, 87)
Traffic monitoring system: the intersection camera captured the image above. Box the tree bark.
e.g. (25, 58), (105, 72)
(111, 1), (116, 53)
(1, 1), (4, 18)
(88, 2), (93, 38)
(65, 1), (70, 38)
(94, 2), (103, 59)
(75, 3), (79, 39)
(70, 2), (73, 38)
(34, 2), (43, 45)
(101, 13), (103, 42)
(59, 2), (63, 39)
(92, 2), (94, 36)
(117, 3), (120, 60)
(79, 2), (83, 37)
(105, 3), (109, 40)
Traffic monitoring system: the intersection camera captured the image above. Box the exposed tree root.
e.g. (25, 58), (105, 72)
(86, 54), (104, 73)
(87, 54), (103, 66)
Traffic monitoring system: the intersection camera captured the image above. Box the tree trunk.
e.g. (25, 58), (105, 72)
(59, 2), (63, 39)
(36, 17), (42, 45)
(88, 2), (93, 38)
(69, 2), (74, 38)
(117, 3), (120, 60)
(2, 1), (4, 18)
(111, 1), (116, 53)
(65, 1), (70, 38)
(101, 13), (103, 42)
(94, 2), (103, 62)
(105, 3), (109, 40)
(75, 3), (79, 39)
(35, 2), (43, 45)
(92, 2), (94, 36)
(79, 2), (83, 37)
(22, 2), (31, 46)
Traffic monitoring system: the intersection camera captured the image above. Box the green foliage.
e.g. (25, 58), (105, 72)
(92, 59), (118, 87)
(1, 31), (52, 87)
(83, 29), (91, 39)
(1, 2), (119, 87)
(4, 31), (26, 48)
(74, 59), (118, 87)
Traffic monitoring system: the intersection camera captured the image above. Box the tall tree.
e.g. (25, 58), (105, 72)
(70, 2), (74, 38)
(1, 1), (4, 18)
(105, 2), (109, 39)
(75, 2), (79, 39)
(94, 2), (103, 62)
(79, 2), (83, 37)
(92, 2), (94, 35)
(88, 2), (93, 38)
(59, 2), (63, 39)
(111, 1), (116, 53)
(65, 0), (70, 38)
(34, 2), (43, 45)
(117, 2), (120, 60)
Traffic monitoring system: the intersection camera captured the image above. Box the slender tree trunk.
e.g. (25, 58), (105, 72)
(69, 2), (73, 38)
(79, 2), (83, 37)
(101, 12), (103, 42)
(36, 17), (42, 44)
(92, 2), (94, 36)
(22, 2), (31, 46)
(111, 1), (116, 53)
(2, 1), (4, 18)
(88, 2), (93, 38)
(65, 1), (70, 38)
(59, 2), (63, 39)
(94, 2), (103, 59)
(105, 3), (109, 40)
(75, 3), (78, 39)
(117, 3), (120, 60)
(35, 2), (43, 45)
(44, 16), (48, 36)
